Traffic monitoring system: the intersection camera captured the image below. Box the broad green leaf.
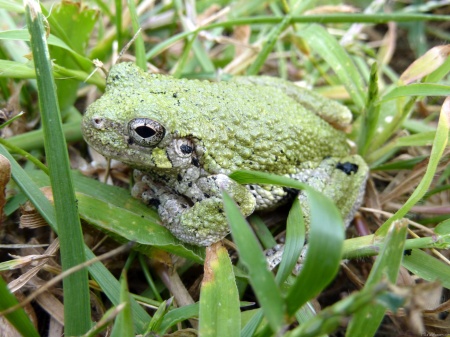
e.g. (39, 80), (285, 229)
(30, 170), (205, 263)
(199, 243), (241, 337)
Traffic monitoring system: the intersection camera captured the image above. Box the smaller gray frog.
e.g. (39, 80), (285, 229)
(82, 63), (368, 246)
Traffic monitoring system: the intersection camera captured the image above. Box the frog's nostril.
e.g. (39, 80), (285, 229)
(91, 117), (105, 129)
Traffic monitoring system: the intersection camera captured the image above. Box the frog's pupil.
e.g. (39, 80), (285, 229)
(136, 126), (156, 138)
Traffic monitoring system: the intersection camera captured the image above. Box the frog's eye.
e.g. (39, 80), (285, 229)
(128, 118), (165, 147)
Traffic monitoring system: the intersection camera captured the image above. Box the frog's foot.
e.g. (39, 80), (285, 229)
(292, 155), (368, 228)
(248, 184), (293, 211)
(132, 171), (256, 246)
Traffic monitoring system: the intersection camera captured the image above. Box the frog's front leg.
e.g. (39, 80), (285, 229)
(132, 171), (256, 246)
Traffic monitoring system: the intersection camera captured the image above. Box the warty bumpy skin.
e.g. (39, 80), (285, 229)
(82, 62), (368, 246)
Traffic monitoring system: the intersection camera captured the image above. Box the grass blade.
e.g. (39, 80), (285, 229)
(402, 249), (450, 289)
(247, 15), (291, 75)
(127, 0), (146, 70)
(229, 170), (345, 316)
(285, 188), (344, 315)
(376, 96), (449, 236)
(0, 276), (39, 337)
(379, 83), (450, 102)
(275, 198), (305, 285)
(223, 191), (286, 334)
(159, 303), (199, 334)
(199, 242), (241, 337)
(346, 220), (408, 337)
(110, 272), (134, 337)
(25, 1), (91, 333)
(298, 24), (366, 109)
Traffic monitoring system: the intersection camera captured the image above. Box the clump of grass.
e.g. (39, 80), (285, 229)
(0, 0), (449, 336)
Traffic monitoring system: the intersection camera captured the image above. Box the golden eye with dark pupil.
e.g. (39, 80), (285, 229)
(128, 118), (165, 147)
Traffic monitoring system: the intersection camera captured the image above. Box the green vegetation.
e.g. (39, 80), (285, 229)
(0, 0), (449, 336)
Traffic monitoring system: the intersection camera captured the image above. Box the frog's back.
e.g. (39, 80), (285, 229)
(108, 63), (350, 175)
(171, 76), (350, 175)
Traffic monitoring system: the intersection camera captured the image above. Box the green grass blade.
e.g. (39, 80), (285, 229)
(0, 276), (40, 337)
(359, 62), (381, 156)
(25, 1), (91, 333)
(285, 188), (344, 315)
(0, 59), (103, 88)
(0, 29), (91, 66)
(0, 0), (23, 12)
(249, 215), (277, 249)
(127, 0), (146, 70)
(172, 33), (198, 78)
(199, 243), (241, 337)
(0, 146), (151, 334)
(346, 220), (408, 337)
(115, 0), (123, 50)
(247, 15), (291, 75)
(229, 170), (344, 316)
(241, 309), (264, 337)
(159, 303), (199, 334)
(298, 23), (366, 109)
(275, 198), (305, 285)
(7, 120), (82, 152)
(288, 282), (395, 337)
(110, 272), (134, 337)
(84, 249), (150, 334)
(379, 83), (450, 102)
(223, 191), (285, 334)
(402, 249), (450, 289)
(145, 298), (170, 333)
(376, 96), (449, 236)
(0, 59), (36, 78)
